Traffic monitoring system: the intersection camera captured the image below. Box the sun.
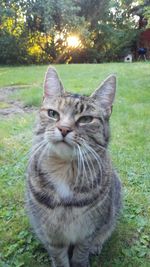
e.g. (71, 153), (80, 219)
(67, 36), (81, 48)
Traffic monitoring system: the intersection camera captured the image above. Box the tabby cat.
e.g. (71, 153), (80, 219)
(26, 67), (121, 267)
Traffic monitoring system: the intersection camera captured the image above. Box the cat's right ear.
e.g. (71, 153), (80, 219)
(91, 75), (116, 118)
(43, 67), (64, 98)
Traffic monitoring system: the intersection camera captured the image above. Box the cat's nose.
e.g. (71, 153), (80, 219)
(58, 126), (72, 137)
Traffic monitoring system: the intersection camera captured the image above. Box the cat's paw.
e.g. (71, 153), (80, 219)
(90, 244), (102, 256)
(70, 261), (90, 267)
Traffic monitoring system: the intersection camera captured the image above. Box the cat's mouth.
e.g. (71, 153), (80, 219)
(51, 139), (75, 160)
(57, 139), (73, 147)
(55, 135), (74, 146)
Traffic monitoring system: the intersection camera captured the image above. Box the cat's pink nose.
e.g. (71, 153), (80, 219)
(58, 126), (72, 137)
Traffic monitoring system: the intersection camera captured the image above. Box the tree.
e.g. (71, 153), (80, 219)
(24, 0), (86, 62)
(144, 6), (150, 27)
(0, 0), (147, 64)
(89, 0), (143, 61)
(0, 0), (30, 64)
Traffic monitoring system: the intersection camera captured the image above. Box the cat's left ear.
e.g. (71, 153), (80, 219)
(91, 75), (116, 117)
(43, 66), (64, 98)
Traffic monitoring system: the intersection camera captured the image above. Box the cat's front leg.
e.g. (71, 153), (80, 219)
(47, 245), (70, 267)
(70, 242), (90, 267)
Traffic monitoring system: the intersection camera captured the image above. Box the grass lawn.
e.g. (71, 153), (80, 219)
(0, 63), (150, 267)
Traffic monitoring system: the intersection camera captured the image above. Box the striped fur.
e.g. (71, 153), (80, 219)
(26, 67), (121, 267)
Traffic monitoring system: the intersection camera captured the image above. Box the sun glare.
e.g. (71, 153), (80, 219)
(67, 36), (80, 48)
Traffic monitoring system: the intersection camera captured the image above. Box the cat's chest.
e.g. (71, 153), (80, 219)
(43, 160), (75, 200)
(53, 179), (73, 200)
(46, 205), (94, 244)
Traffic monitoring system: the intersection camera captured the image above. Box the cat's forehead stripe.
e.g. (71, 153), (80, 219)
(64, 93), (82, 98)
(74, 101), (85, 114)
(58, 96), (92, 114)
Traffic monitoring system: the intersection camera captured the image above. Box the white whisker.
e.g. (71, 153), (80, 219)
(37, 144), (50, 167)
(74, 147), (80, 189)
(78, 138), (103, 187)
(81, 148), (93, 189)
(82, 147), (97, 189)
(77, 144), (88, 190)
(95, 143), (106, 152)
(28, 140), (47, 167)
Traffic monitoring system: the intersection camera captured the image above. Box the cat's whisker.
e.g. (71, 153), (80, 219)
(77, 144), (88, 190)
(79, 137), (99, 158)
(81, 148), (93, 189)
(96, 143), (106, 151)
(76, 144), (84, 189)
(65, 141), (80, 189)
(83, 140), (103, 169)
(75, 147), (81, 188)
(28, 140), (47, 167)
(82, 148), (98, 189)
(87, 153), (97, 179)
(73, 139), (99, 190)
(37, 143), (50, 167)
(29, 139), (46, 155)
(88, 148), (102, 187)
(80, 140), (103, 186)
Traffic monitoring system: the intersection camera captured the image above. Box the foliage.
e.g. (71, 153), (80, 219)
(0, 0), (147, 64)
(0, 63), (150, 266)
(144, 5), (150, 27)
(24, 0), (86, 62)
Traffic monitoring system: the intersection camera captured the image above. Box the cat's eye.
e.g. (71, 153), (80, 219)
(48, 109), (60, 120)
(78, 116), (93, 124)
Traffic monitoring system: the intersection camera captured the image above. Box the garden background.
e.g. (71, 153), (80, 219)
(0, 0), (150, 267)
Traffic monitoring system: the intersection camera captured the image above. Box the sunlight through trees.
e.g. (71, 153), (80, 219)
(0, 0), (149, 64)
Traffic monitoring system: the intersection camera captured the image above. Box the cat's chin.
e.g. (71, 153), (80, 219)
(50, 141), (75, 161)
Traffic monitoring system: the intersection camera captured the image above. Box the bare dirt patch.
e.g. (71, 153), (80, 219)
(0, 86), (37, 117)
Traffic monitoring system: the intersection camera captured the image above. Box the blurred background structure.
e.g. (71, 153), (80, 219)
(0, 0), (150, 64)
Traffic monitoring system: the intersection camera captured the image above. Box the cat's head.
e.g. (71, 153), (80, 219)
(37, 67), (116, 160)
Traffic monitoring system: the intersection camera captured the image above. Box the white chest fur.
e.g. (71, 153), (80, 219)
(54, 179), (73, 199)
(43, 157), (75, 200)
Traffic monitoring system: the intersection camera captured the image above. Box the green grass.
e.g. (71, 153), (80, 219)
(0, 63), (150, 267)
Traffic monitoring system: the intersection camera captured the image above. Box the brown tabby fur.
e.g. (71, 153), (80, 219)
(26, 67), (121, 267)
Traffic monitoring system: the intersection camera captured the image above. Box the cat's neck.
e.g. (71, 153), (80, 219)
(42, 155), (77, 183)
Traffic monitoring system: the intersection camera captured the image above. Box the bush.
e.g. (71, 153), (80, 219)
(0, 31), (29, 64)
